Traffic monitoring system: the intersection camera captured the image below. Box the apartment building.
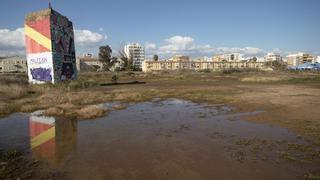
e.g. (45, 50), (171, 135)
(0, 56), (27, 73)
(212, 53), (243, 62)
(124, 43), (145, 70)
(287, 53), (314, 66)
(172, 55), (190, 62)
(142, 56), (265, 72)
(265, 53), (282, 62)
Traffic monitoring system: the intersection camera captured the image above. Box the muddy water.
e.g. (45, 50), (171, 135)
(0, 99), (319, 180)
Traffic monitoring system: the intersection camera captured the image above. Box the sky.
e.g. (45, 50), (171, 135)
(0, 0), (319, 58)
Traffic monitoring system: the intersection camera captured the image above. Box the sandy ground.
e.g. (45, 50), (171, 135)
(233, 84), (320, 144)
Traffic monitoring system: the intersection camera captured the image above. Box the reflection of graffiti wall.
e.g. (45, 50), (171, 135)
(29, 112), (56, 160)
(29, 112), (77, 165)
(25, 8), (77, 84)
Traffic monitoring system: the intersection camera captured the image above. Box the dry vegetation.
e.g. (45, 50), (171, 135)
(0, 70), (320, 143)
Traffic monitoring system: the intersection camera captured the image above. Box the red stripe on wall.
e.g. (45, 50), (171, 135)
(25, 18), (51, 39)
(32, 138), (56, 160)
(29, 120), (54, 138)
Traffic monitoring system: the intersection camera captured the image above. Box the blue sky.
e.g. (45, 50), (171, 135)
(0, 0), (319, 58)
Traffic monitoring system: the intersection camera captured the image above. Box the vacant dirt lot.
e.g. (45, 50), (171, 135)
(0, 70), (320, 145)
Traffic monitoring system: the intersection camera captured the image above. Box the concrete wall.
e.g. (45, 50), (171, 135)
(51, 10), (77, 82)
(25, 8), (76, 84)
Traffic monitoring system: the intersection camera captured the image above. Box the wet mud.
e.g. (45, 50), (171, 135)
(0, 99), (319, 180)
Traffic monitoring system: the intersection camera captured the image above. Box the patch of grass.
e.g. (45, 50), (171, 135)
(112, 104), (128, 110)
(305, 174), (320, 180)
(286, 76), (320, 84)
(287, 143), (312, 153)
(235, 138), (256, 146)
(0, 149), (67, 179)
(240, 76), (288, 83)
(76, 105), (108, 119)
(232, 150), (246, 163)
(0, 84), (30, 99)
(280, 152), (298, 162)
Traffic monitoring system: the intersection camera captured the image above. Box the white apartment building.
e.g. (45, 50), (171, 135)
(287, 54), (299, 66)
(124, 43), (145, 70)
(287, 53), (314, 66)
(265, 53), (282, 62)
(315, 56), (320, 63)
(213, 53), (243, 62)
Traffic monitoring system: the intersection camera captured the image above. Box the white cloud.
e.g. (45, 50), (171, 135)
(216, 47), (264, 55)
(159, 36), (194, 52)
(0, 28), (25, 56)
(0, 27), (108, 56)
(145, 42), (157, 50)
(74, 29), (107, 47)
(146, 35), (267, 58)
(154, 35), (215, 56)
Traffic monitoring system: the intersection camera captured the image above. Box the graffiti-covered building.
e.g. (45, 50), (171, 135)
(24, 7), (77, 84)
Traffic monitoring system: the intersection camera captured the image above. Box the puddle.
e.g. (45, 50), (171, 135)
(0, 99), (319, 180)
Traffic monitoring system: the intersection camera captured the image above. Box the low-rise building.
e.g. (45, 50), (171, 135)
(0, 56), (27, 73)
(76, 55), (126, 72)
(110, 57), (126, 71)
(212, 53), (243, 62)
(142, 60), (265, 72)
(76, 55), (103, 72)
(194, 56), (212, 62)
(265, 53), (282, 62)
(287, 53), (314, 66)
(172, 55), (190, 62)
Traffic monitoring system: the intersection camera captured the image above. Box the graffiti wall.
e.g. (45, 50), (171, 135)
(51, 10), (77, 82)
(25, 9), (53, 84)
(27, 52), (54, 83)
(25, 8), (77, 84)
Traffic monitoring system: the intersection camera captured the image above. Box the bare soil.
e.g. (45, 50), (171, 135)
(1, 70), (320, 179)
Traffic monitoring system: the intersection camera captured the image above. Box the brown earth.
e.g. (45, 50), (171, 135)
(0, 71), (320, 142)
(1, 70), (320, 179)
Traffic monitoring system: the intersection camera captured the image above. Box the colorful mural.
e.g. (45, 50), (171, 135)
(25, 8), (77, 84)
(51, 10), (77, 81)
(30, 67), (52, 82)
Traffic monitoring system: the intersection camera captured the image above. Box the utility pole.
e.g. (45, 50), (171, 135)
(48, 0), (52, 9)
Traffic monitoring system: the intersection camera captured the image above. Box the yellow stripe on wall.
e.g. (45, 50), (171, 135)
(31, 127), (55, 149)
(24, 24), (52, 50)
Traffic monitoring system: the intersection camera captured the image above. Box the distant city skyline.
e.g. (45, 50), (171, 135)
(0, 0), (319, 58)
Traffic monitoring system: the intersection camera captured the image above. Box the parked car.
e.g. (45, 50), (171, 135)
(291, 63), (320, 71)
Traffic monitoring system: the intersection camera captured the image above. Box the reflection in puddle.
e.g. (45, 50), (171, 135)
(0, 99), (319, 180)
(29, 111), (77, 165)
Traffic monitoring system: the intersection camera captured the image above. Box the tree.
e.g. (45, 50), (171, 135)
(153, 54), (159, 61)
(230, 54), (235, 61)
(252, 57), (257, 62)
(117, 49), (133, 71)
(99, 45), (112, 70)
(265, 61), (287, 71)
